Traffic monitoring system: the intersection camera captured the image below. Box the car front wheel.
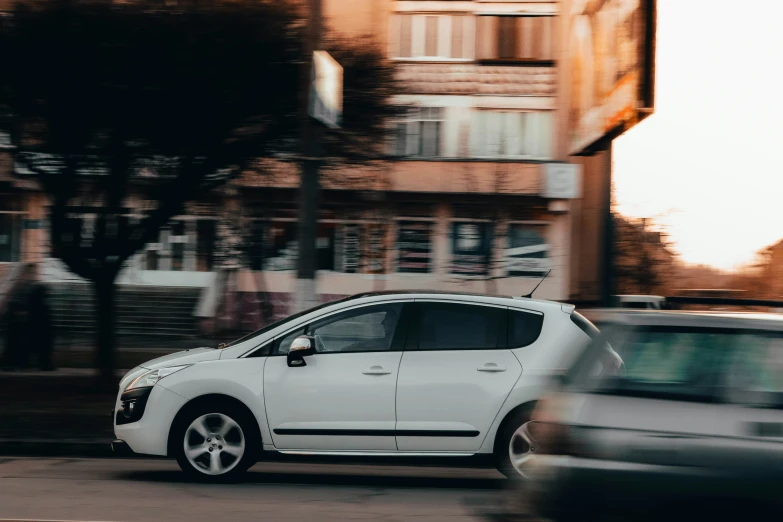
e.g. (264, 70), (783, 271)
(173, 402), (256, 482)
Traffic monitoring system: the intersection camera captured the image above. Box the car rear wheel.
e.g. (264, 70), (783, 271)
(174, 402), (256, 482)
(495, 407), (537, 480)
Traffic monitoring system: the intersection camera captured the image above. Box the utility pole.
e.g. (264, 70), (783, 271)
(294, 0), (324, 313)
(600, 143), (614, 307)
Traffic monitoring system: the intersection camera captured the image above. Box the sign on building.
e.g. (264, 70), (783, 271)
(543, 163), (583, 199)
(309, 51), (343, 129)
(568, 0), (656, 154)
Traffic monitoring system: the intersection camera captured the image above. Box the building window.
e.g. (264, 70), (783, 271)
(476, 15), (555, 63)
(451, 221), (493, 277)
(394, 107), (444, 158)
(0, 214), (22, 263)
(364, 223), (389, 275)
(196, 219), (216, 272)
(391, 14), (472, 60)
(263, 220), (298, 271)
(505, 224), (550, 277)
(397, 220), (433, 274)
(258, 221), (386, 274)
(169, 220), (186, 271)
(470, 110), (553, 159)
(335, 223), (361, 273)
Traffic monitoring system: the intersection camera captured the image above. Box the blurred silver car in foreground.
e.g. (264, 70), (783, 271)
(523, 311), (783, 522)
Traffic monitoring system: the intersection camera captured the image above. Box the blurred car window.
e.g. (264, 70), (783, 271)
(582, 327), (731, 401)
(723, 333), (783, 407)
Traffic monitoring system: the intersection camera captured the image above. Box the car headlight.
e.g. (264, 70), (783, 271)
(126, 365), (191, 391)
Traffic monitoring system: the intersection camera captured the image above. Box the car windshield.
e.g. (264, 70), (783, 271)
(220, 296), (356, 349)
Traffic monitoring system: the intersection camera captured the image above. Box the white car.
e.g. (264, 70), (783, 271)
(112, 291), (596, 481)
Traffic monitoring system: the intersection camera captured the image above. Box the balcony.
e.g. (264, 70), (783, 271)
(236, 158), (544, 197)
(395, 63), (555, 96)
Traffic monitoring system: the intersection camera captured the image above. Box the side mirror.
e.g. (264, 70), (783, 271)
(287, 336), (316, 367)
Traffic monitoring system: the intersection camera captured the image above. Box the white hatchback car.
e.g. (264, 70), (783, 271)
(112, 291), (597, 481)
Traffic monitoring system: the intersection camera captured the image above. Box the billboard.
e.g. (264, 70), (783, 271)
(568, 0), (656, 154)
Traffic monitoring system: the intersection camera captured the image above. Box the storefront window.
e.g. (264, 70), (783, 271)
(337, 223), (361, 273)
(196, 219), (216, 272)
(0, 214), (22, 262)
(364, 223), (388, 274)
(143, 218), (215, 272)
(316, 222), (336, 272)
(170, 220), (186, 271)
(248, 219), (265, 271)
(264, 221), (298, 271)
(451, 222), (493, 276)
(505, 224), (550, 277)
(258, 220), (387, 274)
(397, 221), (433, 274)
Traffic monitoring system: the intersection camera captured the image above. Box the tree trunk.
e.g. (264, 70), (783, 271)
(94, 276), (117, 390)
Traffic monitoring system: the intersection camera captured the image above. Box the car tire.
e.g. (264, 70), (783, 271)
(494, 405), (536, 480)
(173, 400), (259, 483)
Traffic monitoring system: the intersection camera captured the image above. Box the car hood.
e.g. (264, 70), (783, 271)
(139, 347), (221, 369)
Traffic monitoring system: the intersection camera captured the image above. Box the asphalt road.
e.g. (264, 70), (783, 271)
(0, 457), (527, 522)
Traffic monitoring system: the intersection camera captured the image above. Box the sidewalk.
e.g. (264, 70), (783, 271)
(0, 336), (239, 458)
(0, 368), (120, 458)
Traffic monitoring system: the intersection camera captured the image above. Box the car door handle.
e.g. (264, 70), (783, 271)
(362, 366), (392, 375)
(478, 363), (507, 372)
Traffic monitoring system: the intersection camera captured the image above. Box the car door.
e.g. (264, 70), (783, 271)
(712, 331), (783, 486)
(264, 301), (410, 451)
(395, 300), (522, 452)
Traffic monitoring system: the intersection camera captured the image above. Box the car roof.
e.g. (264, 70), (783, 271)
(344, 290), (571, 313)
(588, 309), (783, 332)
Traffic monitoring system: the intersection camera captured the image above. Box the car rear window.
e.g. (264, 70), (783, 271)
(507, 309), (544, 348)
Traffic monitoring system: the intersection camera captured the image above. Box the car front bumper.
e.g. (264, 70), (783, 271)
(113, 384), (187, 456)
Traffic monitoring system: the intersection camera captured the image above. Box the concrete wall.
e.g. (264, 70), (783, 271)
(326, 0), (390, 45)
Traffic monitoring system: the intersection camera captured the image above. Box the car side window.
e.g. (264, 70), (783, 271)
(596, 327), (724, 401)
(418, 302), (503, 351)
(308, 303), (404, 353)
(507, 309), (544, 348)
(723, 333), (783, 408)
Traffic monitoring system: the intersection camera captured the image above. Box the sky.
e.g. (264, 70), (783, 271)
(612, 0), (783, 271)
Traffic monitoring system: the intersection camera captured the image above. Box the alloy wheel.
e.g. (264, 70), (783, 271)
(508, 421), (536, 478)
(183, 413), (246, 476)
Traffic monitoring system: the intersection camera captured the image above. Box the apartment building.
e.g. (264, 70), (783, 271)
(2, 1), (592, 328)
